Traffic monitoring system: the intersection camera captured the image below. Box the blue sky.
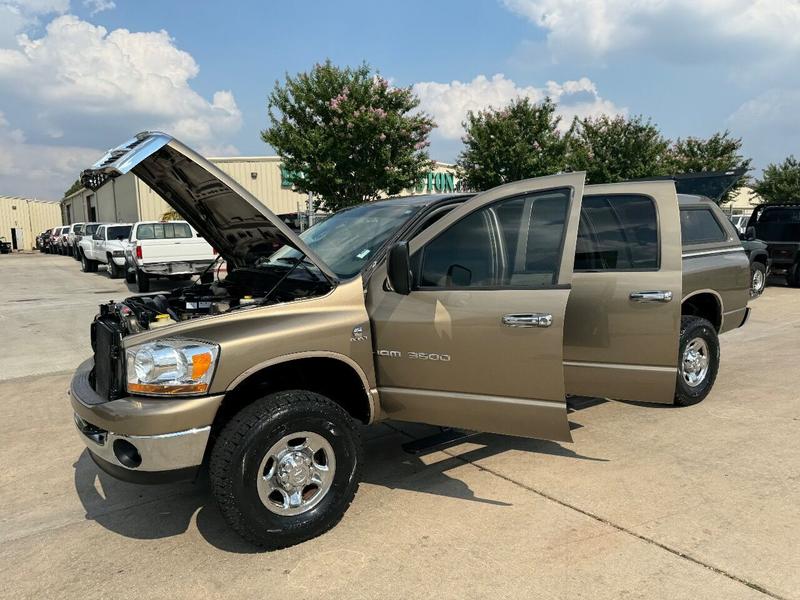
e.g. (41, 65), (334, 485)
(1, 0), (798, 198)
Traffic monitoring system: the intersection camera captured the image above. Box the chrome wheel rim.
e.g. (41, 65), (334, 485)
(752, 269), (765, 293)
(681, 337), (710, 388)
(256, 431), (335, 516)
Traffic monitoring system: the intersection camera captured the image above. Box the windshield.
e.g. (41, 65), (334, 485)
(266, 203), (423, 278)
(108, 225), (132, 240)
(755, 208), (800, 242)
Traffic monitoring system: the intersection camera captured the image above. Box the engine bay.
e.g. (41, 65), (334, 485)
(102, 266), (332, 335)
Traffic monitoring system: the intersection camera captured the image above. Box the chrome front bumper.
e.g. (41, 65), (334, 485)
(74, 413), (210, 473)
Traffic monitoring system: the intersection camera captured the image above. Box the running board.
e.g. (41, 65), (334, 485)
(401, 428), (477, 455)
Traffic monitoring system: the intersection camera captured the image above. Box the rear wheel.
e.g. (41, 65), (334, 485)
(209, 390), (362, 549)
(125, 268), (136, 284)
(750, 262), (766, 296)
(675, 316), (719, 406)
(136, 269), (150, 293)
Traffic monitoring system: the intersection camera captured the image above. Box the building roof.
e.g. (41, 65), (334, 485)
(1, 195), (59, 204)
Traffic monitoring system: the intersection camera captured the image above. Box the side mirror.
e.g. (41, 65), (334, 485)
(387, 241), (412, 295)
(745, 226), (756, 241)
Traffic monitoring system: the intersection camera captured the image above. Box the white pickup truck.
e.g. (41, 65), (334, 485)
(123, 220), (216, 292)
(78, 223), (133, 278)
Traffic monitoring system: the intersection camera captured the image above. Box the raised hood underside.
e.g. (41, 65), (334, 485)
(81, 132), (337, 281)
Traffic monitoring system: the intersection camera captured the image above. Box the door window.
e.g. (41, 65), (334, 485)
(417, 189), (570, 289)
(574, 195), (659, 271)
(680, 208), (726, 244)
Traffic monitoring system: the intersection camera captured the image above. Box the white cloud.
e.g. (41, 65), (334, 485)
(413, 74), (624, 140)
(502, 0), (800, 64)
(728, 88), (800, 168)
(0, 0), (69, 46)
(83, 0), (115, 15)
(0, 14), (241, 198)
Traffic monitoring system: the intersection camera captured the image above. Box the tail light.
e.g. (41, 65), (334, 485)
(135, 244), (142, 259)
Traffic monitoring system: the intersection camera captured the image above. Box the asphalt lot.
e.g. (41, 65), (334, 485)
(1, 252), (798, 599)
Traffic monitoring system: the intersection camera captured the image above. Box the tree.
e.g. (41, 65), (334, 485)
(752, 156), (800, 205)
(63, 179), (82, 198)
(569, 114), (670, 184)
(262, 61), (435, 212)
(456, 97), (571, 191)
(667, 131), (751, 203)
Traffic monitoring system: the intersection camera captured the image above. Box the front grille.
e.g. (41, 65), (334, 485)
(91, 316), (125, 400)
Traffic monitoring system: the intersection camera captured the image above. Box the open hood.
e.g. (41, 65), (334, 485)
(81, 132), (338, 282)
(631, 168), (747, 203)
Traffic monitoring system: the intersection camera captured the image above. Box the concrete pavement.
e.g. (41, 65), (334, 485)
(1, 253), (798, 599)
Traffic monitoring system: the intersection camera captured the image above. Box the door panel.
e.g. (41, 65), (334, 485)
(563, 182), (682, 404)
(368, 173), (585, 440)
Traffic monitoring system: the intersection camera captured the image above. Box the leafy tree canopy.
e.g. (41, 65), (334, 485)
(262, 60), (434, 212)
(667, 131), (751, 203)
(456, 97), (571, 191)
(569, 114), (671, 184)
(63, 179), (83, 198)
(752, 156), (800, 205)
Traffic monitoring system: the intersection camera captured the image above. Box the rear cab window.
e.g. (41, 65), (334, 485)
(575, 194), (659, 271)
(680, 208), (727, 245)
(136, 222), (192, 240)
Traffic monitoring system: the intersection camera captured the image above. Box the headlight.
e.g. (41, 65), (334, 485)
(126, 339), (219, 396)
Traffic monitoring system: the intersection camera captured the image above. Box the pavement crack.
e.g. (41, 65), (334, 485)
(385, 424), (789, 600)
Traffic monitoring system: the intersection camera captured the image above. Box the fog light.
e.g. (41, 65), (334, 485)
(113, 439), (142, 469)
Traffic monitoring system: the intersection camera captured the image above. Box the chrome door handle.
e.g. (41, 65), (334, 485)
(502, 313), (553, 328)
(629, 290), (673, 303)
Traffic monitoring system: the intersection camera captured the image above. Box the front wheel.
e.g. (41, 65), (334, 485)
(81, 253), (96, 273)
(674, 316), (719, 406)
(209, 390), (362, 549)
(750, 262), (766, 296)
(107, 258), (122, 279)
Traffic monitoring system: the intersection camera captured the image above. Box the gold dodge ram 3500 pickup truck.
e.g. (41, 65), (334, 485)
(70, 133), (751, 548)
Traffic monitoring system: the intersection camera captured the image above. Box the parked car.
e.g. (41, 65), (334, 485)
(78, 222), (132, 277)
(729, 214), (749, 234)
(57, 225), (73, 255)
(36, 230), (51, 252)
(123, 220), (217, 292)
(67, 222), (86, 258)
(746, 204), (800, 286)
(70, 133), (750, 549)
(0, 237), (11, 254)
(48, 226), (67, 254)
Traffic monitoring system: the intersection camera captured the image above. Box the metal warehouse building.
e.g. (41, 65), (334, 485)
(61, 156), (464, 227)
(0, 196), (62, 250)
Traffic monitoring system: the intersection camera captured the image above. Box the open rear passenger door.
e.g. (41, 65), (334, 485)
(367, 173), (585, 441)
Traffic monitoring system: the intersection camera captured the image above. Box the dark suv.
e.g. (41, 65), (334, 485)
(746, 205), (800, 287)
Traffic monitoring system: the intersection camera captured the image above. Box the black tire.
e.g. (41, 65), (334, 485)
(789, 263), (800, 288)
(107, 257), (121, 279)
(674, 316), (719, 407)
(209, 390), (362, 550)
(136, 269), (150, 293)
(200, 272), (214, 284)
(125, 268), (136, 284)
(81, 253), (96, 273)
(73, 246), (81, 261)
(750, 262), (766, 296)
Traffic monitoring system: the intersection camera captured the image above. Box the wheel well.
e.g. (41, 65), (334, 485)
(751, 253), (768, 266)
(212, 357), (372, 435)
(682, 292), (722, 331)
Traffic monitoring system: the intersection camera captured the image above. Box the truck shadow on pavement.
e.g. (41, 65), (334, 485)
(73, 408), (609, 553)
